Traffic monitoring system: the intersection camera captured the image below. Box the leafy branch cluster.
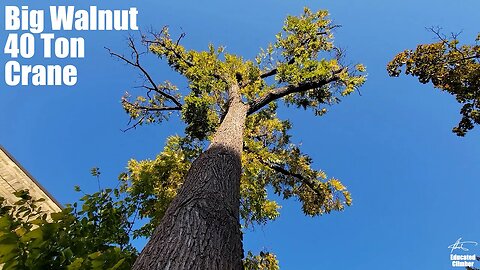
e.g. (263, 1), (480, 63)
(0, 189), (137, 270)
(0, 184), (282, 270)
(388, 29), (480, 136)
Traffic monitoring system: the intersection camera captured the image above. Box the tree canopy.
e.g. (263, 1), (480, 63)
(112, 8), (365, 269)
(387, 29), (480, 136)
(113, 7), (365, 233)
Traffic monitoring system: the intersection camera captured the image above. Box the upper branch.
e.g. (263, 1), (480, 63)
(247, 69), (344, 115)
(258, 28), (339, 79)
(143, 28), (195, 69)
(144, 29), (230, 84)
(122, 99), (182, 112)
(106, 37), (183, 109)
(259, 58), (295, 79)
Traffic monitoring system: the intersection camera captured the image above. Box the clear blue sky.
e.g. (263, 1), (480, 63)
(1, 0), (479, 269)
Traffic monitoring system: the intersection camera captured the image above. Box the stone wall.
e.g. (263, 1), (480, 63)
(0, 146), (61, 213)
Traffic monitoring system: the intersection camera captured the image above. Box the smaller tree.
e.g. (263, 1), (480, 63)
(387, 29), (480, 136)
(0, 186), (137, 270)
(0, 175), (282, 269)
(243, 251), (279, 270)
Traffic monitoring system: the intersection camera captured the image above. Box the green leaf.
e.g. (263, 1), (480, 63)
(109, 258), (126, 270)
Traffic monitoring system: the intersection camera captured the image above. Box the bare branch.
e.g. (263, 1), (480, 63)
(105, 39), (183, 109)
(144, 29), (230, 85)
(428, 27), (470, 59)
(122, 99), (181, 112)
(121, 115), (146, 132)
(175, 32), (186, 47)
(427, 27), (480, 64)
(247, 69), (345, 115)
(143, 28), (194, 68)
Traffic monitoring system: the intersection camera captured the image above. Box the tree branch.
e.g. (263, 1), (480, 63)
(260, 58), (295, 79)
(105, 37), (183, 109)
(258, 27), (340, 79)
(249, 152), (325, 201)
(122, 99), (182, 112)
(247, 69), (344, 115)
(428, 27), (472, 61)
(143, 28), (194, 68)
(267, 163), (324, 201)
(121, 115), (146, 132)
(242, 144), (325, 202)
(144, 29), (230, 85)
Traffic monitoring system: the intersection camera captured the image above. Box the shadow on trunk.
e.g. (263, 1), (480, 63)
(132, 144), (244, 270)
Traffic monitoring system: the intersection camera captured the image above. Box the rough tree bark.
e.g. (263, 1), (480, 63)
(132, 84), (248, 270)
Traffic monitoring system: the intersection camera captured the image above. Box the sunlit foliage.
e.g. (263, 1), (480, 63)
(119, 8), (365, 233)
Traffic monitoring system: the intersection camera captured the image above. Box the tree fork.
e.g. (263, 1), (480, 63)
(132, 84), (248, 270)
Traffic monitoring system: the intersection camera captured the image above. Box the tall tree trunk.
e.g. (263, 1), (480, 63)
(133, 85), (248, 270)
